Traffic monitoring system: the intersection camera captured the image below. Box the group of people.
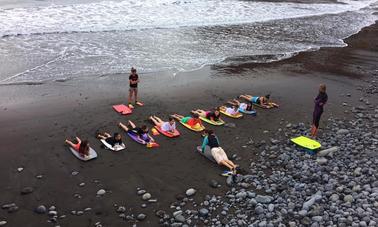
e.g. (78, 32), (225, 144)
(65, 67), (328, 175)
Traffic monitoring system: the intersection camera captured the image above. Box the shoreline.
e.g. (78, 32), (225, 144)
(0, 21), (377, 226)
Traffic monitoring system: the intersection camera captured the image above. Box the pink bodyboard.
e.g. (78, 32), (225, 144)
(154, 126), (180, 138)
(113, 104), (132, 115)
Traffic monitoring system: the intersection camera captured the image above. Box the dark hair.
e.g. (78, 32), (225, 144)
(207, 129), (214, 135)
(131, 67), (136, 72)
(215, 107), (220, 111)
(193, 113), (199, 118)
(79, 140), (90, 155)
(168, 117), (174, 121)
(141, 125), (148, 131)
(114, 133), (120, 138)
(265, 94), (270, 99)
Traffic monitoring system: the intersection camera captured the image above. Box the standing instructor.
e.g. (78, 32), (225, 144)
(128, 67), (142, 108)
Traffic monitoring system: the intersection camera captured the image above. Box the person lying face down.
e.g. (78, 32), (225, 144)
(227, 99), (253, 111)
(65, 137), (90, 157)
(201, 129), (238, 173)
(225, 105), (239, 115)
(171, 113), (203, 130)
(191, 108), (221, 122)
(150, 116), (176, 133)
(96, 132), (123, 148)
(119, 121), (155, 143)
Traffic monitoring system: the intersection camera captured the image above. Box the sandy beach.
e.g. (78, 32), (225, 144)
(0, 20), (377, 227)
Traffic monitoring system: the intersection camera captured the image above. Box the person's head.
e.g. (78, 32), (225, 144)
(114, 133), (121, 141)
(247, 102), (252, 108)
(168, 117), (175, 125)
(214, 107), (220, 116)
(207, 129), (214, 135)
(232, 105), (238, 110)
(79, 140), (90, 154)
(131, 67), (137, 74)
(319, 84), (326, 93)
(265, 94), (271, 100)
(141, 125), (149, 133)
(193, 113), (199, 119)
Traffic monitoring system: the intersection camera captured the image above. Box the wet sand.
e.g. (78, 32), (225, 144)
(0, 22), (377, 226)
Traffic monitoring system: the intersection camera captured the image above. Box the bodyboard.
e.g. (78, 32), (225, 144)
(200, 117), (225, 126)
(220, 106), (243, 119)
(100, 139), (126, 151)
(238, 108), (257, 115)
(69, 147), (97, 161)
(113, 104), (132, 115)
(154, 126), (180, 138)
(291, 136), (321, 150)
(127, 132), (159, 148)
(178, 121), (205, 132)
(196, 146), (216, 163)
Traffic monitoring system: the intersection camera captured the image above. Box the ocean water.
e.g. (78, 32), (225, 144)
(0, 0), (377, 84)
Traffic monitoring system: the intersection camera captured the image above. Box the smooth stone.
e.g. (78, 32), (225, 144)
(2, 203), (16, 209)
(185, 188), (196, 197)
(318, 147), (339, 157)
(137, 213), (146, 221)
(337, 129), (349, 135)
(0, 221), (6, 226)
(344, 195), (354, 203)
(255, 206), (264, 214)
(199, 208), (209, 217)
(255, 195), (273, 204)
(17, 168), (23, 172)
(316, 157), (328, 165)
(175, 214), (186, 223)
(96, 189), (106, 196)
(142, 193), (151, 200)
(20, 187), (34, 195)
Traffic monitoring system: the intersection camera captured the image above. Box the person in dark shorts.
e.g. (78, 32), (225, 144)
(128, 67), (140, 107)
(311, 84), (328, 137)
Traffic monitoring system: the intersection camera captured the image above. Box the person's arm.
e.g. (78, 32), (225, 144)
(201, 136), (208, 153)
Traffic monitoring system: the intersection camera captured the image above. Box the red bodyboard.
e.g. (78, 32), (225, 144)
(113, 104), (132, 115)
(154, 126), (180, 138)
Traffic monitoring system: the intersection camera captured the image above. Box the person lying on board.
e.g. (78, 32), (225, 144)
(227, 99), (254, 112)
(201, 130), (238, 174)
(221, 105), (239, 116)
(149, 116), (176, 134)
(65, 137), (90, 157)
(239, 94), (279, 108)
(97, 132), (124, 148)
(171, 113), (204, 130)
(192, 108), (221, 122)
(119, 121), (154, 144)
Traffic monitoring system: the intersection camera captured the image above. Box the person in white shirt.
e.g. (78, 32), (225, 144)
(149, 116), (176, 133)
(225, 105), (239, 115)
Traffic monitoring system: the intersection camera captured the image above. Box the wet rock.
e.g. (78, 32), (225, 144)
(255, 195), (273, 204)
(199, 208), (209, 217)
(185, 188), (196, 197)
(337, 129), (349, 135)
(142, 193), (151, 200)
(20, 187), (34, 195)
(0, 221), (7, 226)
(175, 214), (186, 223)
(96, 189), (106, 196)
(344, 195), (354, 203)
(209, 180), (219, 188)
(137, 213), (146, 221)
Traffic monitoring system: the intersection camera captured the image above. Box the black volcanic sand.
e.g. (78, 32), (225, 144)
(0, 22), (377, 226)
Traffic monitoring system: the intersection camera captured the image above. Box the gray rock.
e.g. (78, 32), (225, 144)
(255, 195), (273, 204)
(316, 157), (328, 165)
(116, 206), (126, 213)
(175, 214), (186, 223)
(318, 147), (339, 157)
(226, 175), (234, 186)
(209, 180), (219, 188)
(142, 193), (151, 200)
(337, 129), (349, 135)
(185, 188), (196, 197)
(199, 208), (209, 217)
(0, 221), (7, 226)
(20, 187), (34, 195)
(96, 189), (106, 196)
(344, 195), (354, 203)
(255, 206), (264, 214)
(236, 192), (247, 199)
(137, 213), (146, 221)
(330, 194), (340, 202)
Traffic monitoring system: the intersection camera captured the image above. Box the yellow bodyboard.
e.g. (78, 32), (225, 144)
(291, 136), (321, 150)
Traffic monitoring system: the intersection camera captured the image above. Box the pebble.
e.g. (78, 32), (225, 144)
(0, 221), (6, 226)
(17, 167), (23, 172)
(20, 187), (34, 195)
(137, 213), (146, 221)
(344, 195), (354, 203)
(185, 188), (196, 197)
(199, 208), (209, 217)
(175, 214), (186, 223)
(142, 193), (151, 200)
(96, 189), (106, 196)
